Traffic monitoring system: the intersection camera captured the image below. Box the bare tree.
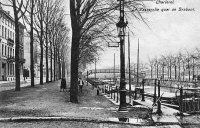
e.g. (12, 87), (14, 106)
(69, 0), (146, 103)
(2, 0), (29, 91)
(184, 50), (192, 81)
(22, 0), (37, 87)
(148, 57), (154, 79)
(176, 52), (183, 81)
(159, 56), (167, 79)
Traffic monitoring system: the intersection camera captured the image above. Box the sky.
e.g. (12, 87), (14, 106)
(87, 0), (200, 69)
(2, 0), (200, 70)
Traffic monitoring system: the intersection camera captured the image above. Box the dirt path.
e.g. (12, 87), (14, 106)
(0, 80), (119, 119)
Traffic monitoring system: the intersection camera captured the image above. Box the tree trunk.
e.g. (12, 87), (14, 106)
(155, 65), (156, 78)
(50, 41), (53, 82)
(167, 66), (169, 79)
(193, 59), (194, 80)
(70, 0), (79, 103)
(30, 0), (34, 87)
(70, 33), (79, 103)
(162, 65), (164, 79)
(40, 40), (43, 85)
(54, 46), (56, 81)
(170, 66), (171, 79)
(188, 60), (190, 81)
(56, 46), (59, 80)
(45, 0), (49, 83)
(13, 3), (20, 91)
(58, 54), (61, 79)
(62, 56), (65, 78)
(175, 66), (177, 80)
(157, 64), (158, 78)
(183, 62), (185, 81)
(45, 39), (49, 83)
(178, 59), (180, 81)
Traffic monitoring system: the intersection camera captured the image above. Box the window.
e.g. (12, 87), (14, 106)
(2, 44), (4, 56)
(5, 28), (7, 39)
(13, 64), (15, 75)
(8, 29), (9, 39)
(5, 45), (7, 56)
(10, 31), (12, 39)
(10, 48), (12, 57)
(10, 64), (12, 75)
(8, 47), (10, 57)
(7, 29), (9, 39)
(2, 26), (4, 38)
(8, 64), (9, 75)
(2, 17), (4, 23)
(13, 32), (14, 40)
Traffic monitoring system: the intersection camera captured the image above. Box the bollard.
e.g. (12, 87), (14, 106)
(104, 84), (106, 94)
(97, 85), (99, 95)
(156, 80), (162, 115)
(107, 85), (109, 96)
(87, 71), (88, 86)
(116, 86), (119, 103)
(134, 87), (137, 100)
(153, 79), (157, 105)
(111, 85), (113, 99)
(141, 79), (145, 101)
(179, 86), (183, 115)
(114, 87), (116, 100)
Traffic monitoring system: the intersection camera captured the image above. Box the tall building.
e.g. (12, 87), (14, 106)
(24, 33), (41, 78)
(0, 6), (25, 81)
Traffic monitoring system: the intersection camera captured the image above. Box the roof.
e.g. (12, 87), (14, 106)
(0, 5), (25, 29)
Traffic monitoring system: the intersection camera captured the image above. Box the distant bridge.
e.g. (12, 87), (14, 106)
(83, 69), (146, 78)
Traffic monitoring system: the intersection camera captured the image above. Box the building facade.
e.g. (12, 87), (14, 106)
(0, 6), (25, 81)
(24, 33), (41, 78)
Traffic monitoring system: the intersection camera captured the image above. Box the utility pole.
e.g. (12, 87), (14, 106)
(137, 39), (139, 87)
(95, 59), (96, 80)
(128, 33), (131, 104)
(116, 0), (128, 112)
(135, 39), (139, 100)
(114, 53), (116, 84)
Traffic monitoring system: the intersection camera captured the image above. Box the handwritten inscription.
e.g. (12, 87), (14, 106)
(178, 7), (195, 11)
(132, 0), (195, 13)
(133, 7), (195, 12)
(156, 0), (174, 4)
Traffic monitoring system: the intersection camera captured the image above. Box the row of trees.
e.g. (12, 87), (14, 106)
(148, 48), (200, 81)
(2, 0), (69, 91)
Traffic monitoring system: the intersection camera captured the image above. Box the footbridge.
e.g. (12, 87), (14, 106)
(83, 69), (146, 78)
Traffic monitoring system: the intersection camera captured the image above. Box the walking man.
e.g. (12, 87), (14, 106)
(78, 78), (84, 93)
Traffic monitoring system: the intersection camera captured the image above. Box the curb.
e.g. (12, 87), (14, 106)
(0, 116), (153, 126)
(102, 92), (183, 127)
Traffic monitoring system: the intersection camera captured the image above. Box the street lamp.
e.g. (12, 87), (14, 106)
(116, 0), (128, 112)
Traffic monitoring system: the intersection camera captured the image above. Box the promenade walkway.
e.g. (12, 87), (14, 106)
(0, 79), (198, 127)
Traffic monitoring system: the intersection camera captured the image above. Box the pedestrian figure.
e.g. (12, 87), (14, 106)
(60, 78), (66, 92)
(97, 85), (99, 95)
(78, 78), (84, 93)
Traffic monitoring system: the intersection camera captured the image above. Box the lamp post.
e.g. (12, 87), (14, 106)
(116, 0), (128, 112)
